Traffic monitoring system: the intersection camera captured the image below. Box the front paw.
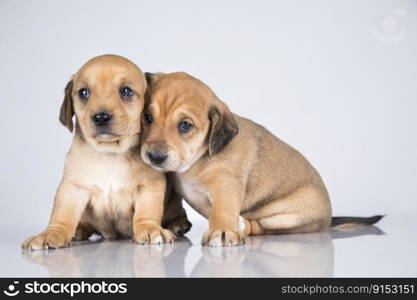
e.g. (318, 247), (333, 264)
(202, 229), (246, 247)
(163, 216), (192, 236)
(22, 230), (71, 250)
(133, 225), (176, 245)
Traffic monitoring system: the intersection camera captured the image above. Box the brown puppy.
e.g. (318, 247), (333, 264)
(141, 72), (383, 247)
(22, 55), (176, 250)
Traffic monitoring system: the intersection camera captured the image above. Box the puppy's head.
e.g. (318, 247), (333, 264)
(59, 54), (147, 153)
(141, 72), (238, 172)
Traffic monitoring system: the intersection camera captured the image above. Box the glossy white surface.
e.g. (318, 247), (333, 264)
(0, 0), (415, 279)
(1, 214), (415, 277)
(0, 0), (416, 278)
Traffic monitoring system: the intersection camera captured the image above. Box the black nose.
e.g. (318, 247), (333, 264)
(147, 151), (168, 165)
(92, 112), (112, 127)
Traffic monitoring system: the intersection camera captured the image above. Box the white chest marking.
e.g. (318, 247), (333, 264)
(71, 153), (134, 211)
(175, 176), (212, 218)
(90, 159), (127, 199)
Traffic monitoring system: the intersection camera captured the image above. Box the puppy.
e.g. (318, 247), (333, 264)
(22, 55), (175, 250)
(141, 72), (383, 247)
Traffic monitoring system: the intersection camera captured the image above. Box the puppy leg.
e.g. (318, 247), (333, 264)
(133, 177), (176, 244)
(242, 218), (265, 235)
(243, 185), (331, 234)
(162, 189), (192, 236)
(73, 221), (97, 241)
(22, 181), (90, 250)
(201, 175), (245, 247)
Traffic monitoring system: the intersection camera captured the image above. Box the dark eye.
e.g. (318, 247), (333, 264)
(144, 113), (153, 124)
(178, 121), (193, 133)
(78, 88), (90, 100)
(120, 86), (133, 100)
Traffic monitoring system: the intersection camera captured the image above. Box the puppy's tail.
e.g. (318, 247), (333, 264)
(331, 215), (384, 229)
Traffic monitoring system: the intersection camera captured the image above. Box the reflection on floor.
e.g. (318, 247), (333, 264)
(21, 226), (385, 277)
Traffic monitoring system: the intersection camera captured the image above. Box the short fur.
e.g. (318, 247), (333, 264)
(22, 55), (177, 250)
(141, 72), (383, 247)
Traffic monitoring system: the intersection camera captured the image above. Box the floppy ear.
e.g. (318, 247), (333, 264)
(144, 72), (165, 104)
(59, 80), (75, 132)
(208, 102), (239, 156)
(144, 72), (165, 87)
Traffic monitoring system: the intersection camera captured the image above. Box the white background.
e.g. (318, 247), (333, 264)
(0, 0), (416, 237)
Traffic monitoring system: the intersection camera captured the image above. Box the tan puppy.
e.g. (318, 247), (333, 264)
(22, 55), (175, 250)
(141, 72), (383, 247)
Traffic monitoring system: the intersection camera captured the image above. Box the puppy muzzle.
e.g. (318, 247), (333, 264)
(147, 150), (168, 165)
